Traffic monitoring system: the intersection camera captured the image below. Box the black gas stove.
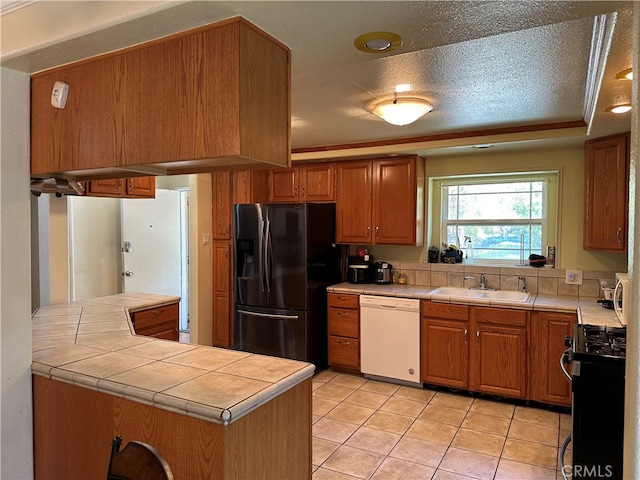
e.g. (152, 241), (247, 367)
(573, 324), (626, 360)
(564, 324), (626, 479)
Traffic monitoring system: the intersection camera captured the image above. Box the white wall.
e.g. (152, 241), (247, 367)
(0, 67), (34, 478)
(68, 196), (120, 301)
(37, 194), (69, 305)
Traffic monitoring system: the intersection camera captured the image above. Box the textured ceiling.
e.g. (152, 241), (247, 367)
(1, 1), (634, 160)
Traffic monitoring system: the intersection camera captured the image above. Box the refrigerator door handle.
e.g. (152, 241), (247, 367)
(237, 309), (299, 320)
(258, 219), (265, 292)
(265, 217), (272, 293)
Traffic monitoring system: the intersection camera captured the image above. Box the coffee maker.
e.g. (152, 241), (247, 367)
(374, 261), (393, 284)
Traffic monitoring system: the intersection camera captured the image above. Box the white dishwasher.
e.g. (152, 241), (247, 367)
(360, 294), (421, 385)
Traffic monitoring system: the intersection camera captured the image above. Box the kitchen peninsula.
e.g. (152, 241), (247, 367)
(31, 293), (312, 480)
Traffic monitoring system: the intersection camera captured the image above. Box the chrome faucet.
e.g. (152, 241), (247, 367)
(519, 276), (527, 293)
(464, 273), (487, 289)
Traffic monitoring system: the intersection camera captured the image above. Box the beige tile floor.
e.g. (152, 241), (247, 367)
(312, 370), (572, 480)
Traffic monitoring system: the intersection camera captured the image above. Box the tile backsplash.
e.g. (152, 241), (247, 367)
(390, 262), (617, 298)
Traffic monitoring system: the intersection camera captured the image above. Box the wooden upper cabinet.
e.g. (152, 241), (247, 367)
(233, 170), (269, 205)
(86, 178), (124, 196)
(336, 156), (424, 245)
(336, 161), (373, 244)
(213, 172), (232, 240)
(126, 177), (155, 197)
(31, 18), (290, 178)
(300, 163), (335, 201)
(86, 176), (155, 198)
(584, 132), (630, 252)
(269, 167), (299, 202)
(268, 163), (335, 202)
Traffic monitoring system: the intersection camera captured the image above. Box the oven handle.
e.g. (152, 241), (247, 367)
(560, 348), (572, 382)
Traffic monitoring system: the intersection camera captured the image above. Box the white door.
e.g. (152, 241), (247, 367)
(122, 189), (183, 321)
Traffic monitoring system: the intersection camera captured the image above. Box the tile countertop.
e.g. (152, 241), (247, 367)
(327, 282), (622, 327)
(31, 293), (314, 426)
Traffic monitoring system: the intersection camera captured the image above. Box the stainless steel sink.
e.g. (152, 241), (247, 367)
(429, 286), (529, 302)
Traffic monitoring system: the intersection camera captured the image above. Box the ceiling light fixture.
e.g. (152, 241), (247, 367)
(371, 97), (433, 126)
(605, 103), (632, 114)
(354, 32), (403, 53)
(615, 68), (633, 80)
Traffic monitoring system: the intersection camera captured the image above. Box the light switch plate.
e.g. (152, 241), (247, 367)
(202, 233), (211, 245)
(565, 269), (583, 285)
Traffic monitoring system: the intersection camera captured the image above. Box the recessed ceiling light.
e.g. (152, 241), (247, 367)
(354, 32), (402, 53)
(605, 104), (632, 114)
(615, 68), (633, 80)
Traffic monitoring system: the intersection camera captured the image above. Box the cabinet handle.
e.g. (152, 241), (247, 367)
(225, 247), (229, 258)
(294, 187), (297, 196)
(337, 296), (348, 300)
(617, 227), (622, 243)
(464, 328), (468, 344)
(375, 226), (379, 240)
(476, 330), (480, 345)
(152, 309), (163, 317)
(226, 224), (229, 235)
(367, 226), (371, 238)
(338, 340), (351, 346)
(302, 186), (305, 198)
(336, 312), (349, 318)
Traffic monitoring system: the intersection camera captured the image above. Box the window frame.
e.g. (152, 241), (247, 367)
(436, 172), (558, 265)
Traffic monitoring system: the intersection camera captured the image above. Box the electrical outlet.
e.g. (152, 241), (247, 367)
(565, 269), (583, 285)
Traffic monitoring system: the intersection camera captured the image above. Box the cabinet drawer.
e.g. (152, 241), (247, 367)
(329, 308), (359, 338)
(328, 335), (360, 369)
(421, 300), (469, 321)
(328, 293), (359, 309)
(473, 306), (527, 327)
(131, 303), (179, 331)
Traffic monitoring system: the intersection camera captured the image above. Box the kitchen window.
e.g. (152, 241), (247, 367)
(439, 173), (557, 262)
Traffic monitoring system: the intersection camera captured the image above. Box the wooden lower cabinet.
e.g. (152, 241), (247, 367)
(131, 302), (179, 341)
(33, 375), (311, 480)
(530, 311), (576, 406)
(421, 301), (530, 401)
(327, 293), (360, 372)
(212, 241), (232, 347)
(421, 301), (469, 388)
(470, 307), (528, 399)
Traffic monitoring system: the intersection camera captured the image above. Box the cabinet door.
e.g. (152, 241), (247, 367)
(530, 311), (575, 406)
(300, 163), (335, 202)
(373, 158), (418, 245)
(233, 170), (269, 204)
(269, 167), (299, 202)
(421, 318), (469, 388)
(31, 55), (126, 174)
(86, 179), (124, 196)
(328, 336), (360, 370)
(212, 241), (232, 347)
(212, 172), (232, 240)
(584, 133), (629, 252)
(126, 177), (155, 197)
(470, 323), (527, 398)
(336, 161), (373, 244)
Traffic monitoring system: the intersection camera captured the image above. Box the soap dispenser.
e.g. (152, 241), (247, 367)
(464, 236), (474, 264)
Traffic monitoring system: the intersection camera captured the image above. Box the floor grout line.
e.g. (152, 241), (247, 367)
(313, 371), (568, 479)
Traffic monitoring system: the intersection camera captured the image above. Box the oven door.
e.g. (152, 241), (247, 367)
(570, 358), (625, 479)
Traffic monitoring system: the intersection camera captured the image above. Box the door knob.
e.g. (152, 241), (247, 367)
(123, 271), (134, 277)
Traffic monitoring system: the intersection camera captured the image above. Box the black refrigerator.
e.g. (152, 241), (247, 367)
(232, 203), (342, 368)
